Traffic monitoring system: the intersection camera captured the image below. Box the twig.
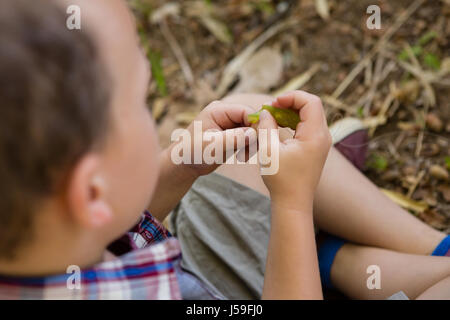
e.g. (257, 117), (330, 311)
(332, 0), (426, 99)
(368, 91), (395, 136)
(271, 63), (321, 96)
(160, 19), (194, 86)
(363, 53), (385, 115)
(387, 140), (401, 161)
(364, 58), (373, 87)
(355, 59), (396, 108)
(397, 59), (436, 107)
(403, 43), (435, 107)
(415, 130), (424, 158)
(321, 95), (355, 114)
(407, 169), (426, 198)
(416, 99), (431, 157)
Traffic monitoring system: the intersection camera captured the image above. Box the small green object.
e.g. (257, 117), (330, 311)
(356, 106), (364, 118)
(367, 154), (388, 172)
(423, 53), (441, 70)
(445, 156), (450, 170)
(248, 105), (300, 130)
(418, 31), (438, 46)
(398, 45), (422, 61)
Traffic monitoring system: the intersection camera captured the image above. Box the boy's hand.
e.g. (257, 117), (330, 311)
(169, 100), (256, 177)
(258, 91), (332, 210)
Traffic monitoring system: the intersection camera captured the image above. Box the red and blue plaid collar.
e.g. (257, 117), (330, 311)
(0, 211), (182, 299)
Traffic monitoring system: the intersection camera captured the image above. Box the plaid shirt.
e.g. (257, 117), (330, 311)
(0, 211), (182, 299)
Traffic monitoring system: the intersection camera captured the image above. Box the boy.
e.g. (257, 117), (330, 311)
(0, 0), (449, 300)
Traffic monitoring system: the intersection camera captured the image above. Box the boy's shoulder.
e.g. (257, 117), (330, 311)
(0, 212), (182, 300)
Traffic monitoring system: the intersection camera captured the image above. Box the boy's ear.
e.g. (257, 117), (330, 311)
(66, 154), (113, 229)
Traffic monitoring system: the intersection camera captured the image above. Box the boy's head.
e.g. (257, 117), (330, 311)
(0, 0), (159, 261)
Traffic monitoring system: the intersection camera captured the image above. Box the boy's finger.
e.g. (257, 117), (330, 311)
(221, 127), (257, 152)
(257, 110), (279, 162)
(257, 109), (278, 131)
(274, 91), (327, 141)
(205, 101), (255, 129)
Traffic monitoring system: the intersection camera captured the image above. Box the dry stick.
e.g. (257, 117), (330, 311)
(368, 91), (395, 137)
(387, 140), (401, 162)
(271, 63), (321, 96)
(364, 58), (373, 87)
(321, 95), (354, 114)
(355, 58), (396, 109)
(407, 169), (426, 199)
(160, 19), (194, 87)
(216, 19), (298, 97)
(331, 0), (426, 99)
(363, 53), (385, 115)
(403, 43), (436, 107)
(415, 130), (425, 158)
(401, 46), (432, 158)
(398, 61), (436, 111)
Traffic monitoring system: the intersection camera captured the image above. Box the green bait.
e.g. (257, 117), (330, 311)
(248, 105), (300, 130)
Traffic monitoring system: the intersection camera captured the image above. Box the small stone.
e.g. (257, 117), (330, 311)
(437, 185), (450, 202)
(421, 143), (440, 157)
(405, 175), (418, 185)
(426, 113), (443, 132)
(429, 165), (449, 181)
(424, 195), (437, 207)
(381, 170), (400, 182)
(398, 110), (408, 120)
(402, 165), (417, 176)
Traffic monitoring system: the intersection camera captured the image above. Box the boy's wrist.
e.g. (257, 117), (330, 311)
(270, 192), (314, 216)
(161, 147), (201, 182)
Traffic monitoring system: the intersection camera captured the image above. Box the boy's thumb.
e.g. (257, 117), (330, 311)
(258, 109), (277, 130)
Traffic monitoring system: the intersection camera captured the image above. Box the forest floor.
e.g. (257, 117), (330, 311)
(132, 0), (450, 232)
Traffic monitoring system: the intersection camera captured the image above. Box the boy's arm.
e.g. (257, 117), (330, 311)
(257, 91), (332, 299)
(262, 198), (322, 299)
(147, 147), (199, 222)
(148, 101), (255, 222)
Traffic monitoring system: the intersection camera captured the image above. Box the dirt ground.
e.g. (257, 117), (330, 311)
(132, 0), (450, 232)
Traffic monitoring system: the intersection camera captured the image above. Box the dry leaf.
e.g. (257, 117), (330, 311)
(437, 184), (450, 202)
(380, 188), (428, 213)
(429, 165), (449, 181)
(151, 98), (168, 121)
(185, 1), (232, 44)
(215, 19), (296, 97)
(150, 3), (180, 24)
(315, 0), (330, 21)
(426, 113), (444, 132)
(199, 15), (233, 44)
(417, 209), (448, 229)
(232, 47), (283, 93)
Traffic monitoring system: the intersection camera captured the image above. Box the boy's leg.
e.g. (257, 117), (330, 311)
(416, 276), (450, 300)
(330, 243), (450, 299)
(217, 93), (446, 255)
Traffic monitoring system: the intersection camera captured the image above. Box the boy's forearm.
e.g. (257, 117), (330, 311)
(262, 199), (323, 300)
(147, 147), (199, 222)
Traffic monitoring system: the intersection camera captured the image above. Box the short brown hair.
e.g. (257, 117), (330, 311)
(0, 0), (111, 258)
